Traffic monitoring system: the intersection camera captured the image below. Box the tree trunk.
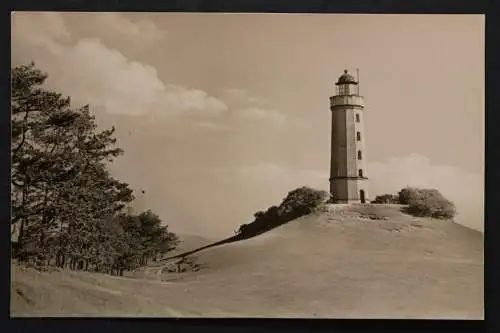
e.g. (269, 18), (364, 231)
(16, 179), (30, 262)
(38, 184), (52, 254)
(39, 231), (46, 264)
(17, 219), (25, 261)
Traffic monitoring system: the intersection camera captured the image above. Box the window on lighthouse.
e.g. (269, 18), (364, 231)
(337, 83), (358, 95)
(358, 150), (362, 160)
(356, 114), (360, 122)
(357, 131), (361, 141)
(358, 169), (364, 177)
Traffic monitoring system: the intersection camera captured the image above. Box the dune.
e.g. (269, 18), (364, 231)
(10, 204), (483, 318)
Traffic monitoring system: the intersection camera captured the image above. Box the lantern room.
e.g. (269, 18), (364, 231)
(335, 69), (359, 96)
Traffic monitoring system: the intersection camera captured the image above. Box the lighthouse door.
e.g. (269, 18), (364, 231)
(360, 190), (366, 203)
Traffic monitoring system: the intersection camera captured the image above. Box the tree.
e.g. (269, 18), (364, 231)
(11, 63), (71, 257)
(10, 63), (178, 274)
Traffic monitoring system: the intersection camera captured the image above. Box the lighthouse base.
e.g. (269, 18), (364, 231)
(332, 199), (371, 204)
(334, 199), (363, 204)
(330, 178), (369, 204)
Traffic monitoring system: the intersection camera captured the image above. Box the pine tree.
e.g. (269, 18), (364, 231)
(11, 63), (178, 274)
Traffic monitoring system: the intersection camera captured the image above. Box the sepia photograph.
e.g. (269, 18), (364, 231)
(10, 12), (484, 319)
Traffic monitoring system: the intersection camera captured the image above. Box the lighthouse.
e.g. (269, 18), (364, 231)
(329, 69), (369, 203)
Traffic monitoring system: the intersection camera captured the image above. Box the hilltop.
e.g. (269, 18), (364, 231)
(11, 204), (483, 318)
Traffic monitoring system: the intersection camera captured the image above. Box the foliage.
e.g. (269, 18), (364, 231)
(278, 186), (330, 217)
(372, 194), (399, 204)
(237, 187), (329, 237)
(398, 187), (456, 219)
(10, 63), (177, 275)
(398, 187), (424, 205)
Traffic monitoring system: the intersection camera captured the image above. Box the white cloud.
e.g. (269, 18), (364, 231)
(164, 85), (228, 116)
(89, 13), (165, 45)
(368, 153), (484, 231)
(239, 107), (287, 123)
(220, 87), (312, 129)
(222, 88), (265, 106)
(11, 12), (227, 117)
(221, 88), (302, 125)
(11, 12), (70, 53)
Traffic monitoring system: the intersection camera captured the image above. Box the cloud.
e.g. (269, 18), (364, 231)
(11, 12), (70, 52)
(222, 88), (266, 106)
(368, 153), (483, 231)
(238, 107), (287, 123)
(89, 13), (165, 45)
(11, 12), (227, 117)
(221, 88), (301, 125)
(163, 85), (228, 116)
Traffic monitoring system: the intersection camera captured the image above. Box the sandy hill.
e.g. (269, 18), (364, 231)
(10, 204), (483, 318)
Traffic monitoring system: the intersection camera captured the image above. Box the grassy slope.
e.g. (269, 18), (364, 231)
(130, 233), (214, 279)
(10, 205), (483, 318)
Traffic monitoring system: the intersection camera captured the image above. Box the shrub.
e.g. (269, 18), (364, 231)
(278, 186), (330, 217)
(237, 223), (249, 235)
(264, 205), (280, 219)
(398, 187), (425, 205)
(237, 187), (329, 237)
(399, 187), (456, 219)
(254, 211), (266, 220)
(372, 194), (399, 204)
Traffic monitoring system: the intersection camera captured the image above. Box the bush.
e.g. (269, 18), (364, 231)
(372, 194), (399, 204)
(398, 187), (425, 205)
(254, 211), (266, 220)
(237, 187), (329, 237)
(237, 223), (249, 235)
(399, 187), (456, 219)
(278, 186), (330, 217)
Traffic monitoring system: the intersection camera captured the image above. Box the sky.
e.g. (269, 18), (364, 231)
(11, 12), (484, 237)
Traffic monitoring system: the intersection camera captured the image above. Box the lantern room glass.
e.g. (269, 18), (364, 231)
(336, 83), (359, 96)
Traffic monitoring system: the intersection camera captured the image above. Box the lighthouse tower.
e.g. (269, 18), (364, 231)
(329, 69), (369, 203)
